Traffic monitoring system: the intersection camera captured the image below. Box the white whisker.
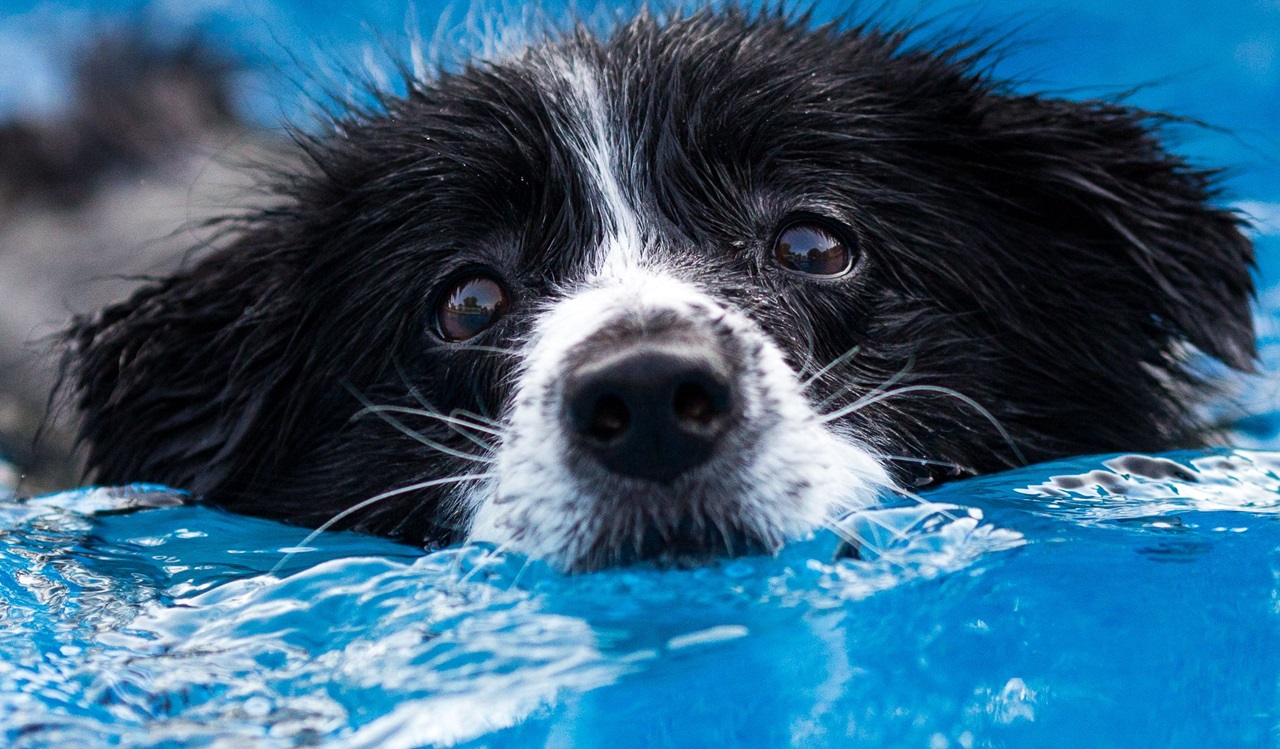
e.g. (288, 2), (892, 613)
(816, 354), (915, 411)
(801, 344), (861, 391)
(821, 383), (1027, 465)
(457, 540), (515, 586)
(385, 370), (504, 449)
(821, 517), (874, 549)
(391, 361), (503, 432)
(449, 407), (501, 427)
(868, 453), (966, 470)
(354, 404), (502, 437)
(364, 407), (496, 463)
(793, 327), (819, 382)
(447, 343), (521, 357)
(271, 472), (496, 574)
(446, 421), (501, 453)
(345, 386), (496, 464)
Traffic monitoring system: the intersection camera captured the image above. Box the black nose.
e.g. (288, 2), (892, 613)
(564, 343), (735, 483)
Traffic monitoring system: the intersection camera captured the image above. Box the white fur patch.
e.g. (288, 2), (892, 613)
(545, 54), (646, 275)
(466, 267), (891, 569)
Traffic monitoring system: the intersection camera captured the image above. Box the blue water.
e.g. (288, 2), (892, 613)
(2, 1), (1279, 747)
(2, 453), (1279, 747)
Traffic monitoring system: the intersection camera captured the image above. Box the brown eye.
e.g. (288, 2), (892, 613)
(773, 222), (855, 276)
(435, 275), (510, 342)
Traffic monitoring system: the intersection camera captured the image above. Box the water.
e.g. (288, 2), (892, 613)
(2, 0), (1279, 746)
(0, 452), (1278, 747)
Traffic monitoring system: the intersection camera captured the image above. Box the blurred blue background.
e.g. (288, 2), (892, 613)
(0, 0), (1276, 197)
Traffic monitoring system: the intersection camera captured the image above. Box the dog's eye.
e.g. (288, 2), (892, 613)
(435, 275), (510, 342)
(773, 222), (855, 277)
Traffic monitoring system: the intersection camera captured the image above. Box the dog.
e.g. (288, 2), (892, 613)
(64, 7), (1256, 571)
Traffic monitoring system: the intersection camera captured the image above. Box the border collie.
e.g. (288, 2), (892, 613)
(65, 8), (1256, 571)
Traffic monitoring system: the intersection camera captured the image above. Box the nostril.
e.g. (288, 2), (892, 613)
(673, 378), (730, 431)
(586, 393), (630, 443)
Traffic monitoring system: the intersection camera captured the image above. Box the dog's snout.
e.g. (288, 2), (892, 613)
(564, 342), (735, 484)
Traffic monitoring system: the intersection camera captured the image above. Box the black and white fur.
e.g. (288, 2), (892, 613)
(66, 8), (1256, 571)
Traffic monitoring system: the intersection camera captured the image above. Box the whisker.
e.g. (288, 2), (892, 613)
(815, 354), (915, 411)
(869, 453), (966, 470)
(353, 404), (502, 436)
(801, 344), (862, 391)
(825, 503), (958, 559)
(388, 363), (503, 448)
(447, 343), (521, 357)
(793, 326), (819, 382)
(449, 407), (501, 428)
(820, 383), (1028, 465)
(457, 540), (514, 586)
(506, 554), (537, 590)
(391, 358), (502, 432)
(445, 419), (501, 453)
(823, 471), (972, 556)
(345, 388), (495, 464)
(885, 485), (970, 532)
(820, 517), (880, 555)
(469, 383), (496, 422)
(270, 472), (496, 574)
(362, 408), (495, 463)
(824, 500), (915, 546)
(394, 357), (439, 412)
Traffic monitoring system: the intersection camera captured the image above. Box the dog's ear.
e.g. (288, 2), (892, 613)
(65, 229), (301, 495)
(976, 95), (1256, 370)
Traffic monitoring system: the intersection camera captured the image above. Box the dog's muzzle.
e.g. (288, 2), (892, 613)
(468, 272), (891, 570)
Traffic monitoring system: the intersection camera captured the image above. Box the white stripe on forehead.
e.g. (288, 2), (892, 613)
(549, 54), (645, 276)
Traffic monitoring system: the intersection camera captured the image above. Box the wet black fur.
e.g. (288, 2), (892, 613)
(66, 8), (1255, 548)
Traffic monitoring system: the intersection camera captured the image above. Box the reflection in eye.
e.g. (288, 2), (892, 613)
(435, 275), (510, 341)
(774, 223), (855, 276)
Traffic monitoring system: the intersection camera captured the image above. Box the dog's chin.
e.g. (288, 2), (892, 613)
(568, 514), (773, 573)
(467, 450), (874, 572)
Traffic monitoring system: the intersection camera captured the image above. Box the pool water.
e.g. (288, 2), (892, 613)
(2, 452), (1278, 747)
(2, 1), (1279, 747)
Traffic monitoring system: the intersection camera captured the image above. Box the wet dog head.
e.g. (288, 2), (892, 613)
(67, 9), (1255, 571)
